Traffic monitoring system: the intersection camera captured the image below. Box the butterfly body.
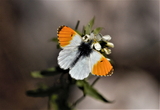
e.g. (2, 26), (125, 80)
(57, 26), (113, 80)
(71, 41), (92, 67)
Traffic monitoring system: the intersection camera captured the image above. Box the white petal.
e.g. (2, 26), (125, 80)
(95, 34), (102, 41)
(94, 42), (101, 51)
(90, 33), (95, 39)
(102, 35), (111, 41)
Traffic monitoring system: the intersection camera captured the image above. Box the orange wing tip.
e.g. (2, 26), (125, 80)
(91, 69), (114, 77)
(57, 25), (77, 47)
(91, 57), (114, 77)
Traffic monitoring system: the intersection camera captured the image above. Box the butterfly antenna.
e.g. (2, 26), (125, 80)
(75, 20), (80, 30)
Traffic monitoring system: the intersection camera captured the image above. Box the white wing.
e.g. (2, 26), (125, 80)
(58, 47), (78, 70)
(57, 26), (83, 70)
(89, 50), (101, 70)
(69, 57), (90, 80)
(63, 34), (82, 49)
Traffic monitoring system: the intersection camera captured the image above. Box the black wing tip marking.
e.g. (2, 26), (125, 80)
(57, 25), (68, 34)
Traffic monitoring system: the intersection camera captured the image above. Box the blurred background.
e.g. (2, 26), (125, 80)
(0, 0), (159, 109)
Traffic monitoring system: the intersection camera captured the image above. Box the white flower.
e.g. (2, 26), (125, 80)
(82, 33), (114, 55)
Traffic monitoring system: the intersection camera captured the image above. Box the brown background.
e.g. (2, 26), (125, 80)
(0, 0), (159, 109)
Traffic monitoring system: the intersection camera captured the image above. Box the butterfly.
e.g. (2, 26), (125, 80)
(57, 26), (113, 80)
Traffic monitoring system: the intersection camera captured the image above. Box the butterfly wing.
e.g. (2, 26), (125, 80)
(57, 26), (82, 70)
(57, 26), (113, 79)
(58, 47), (78, 70)
(89, 50), (113, 76)
(57, 26), (82, 48)
(69, 56), (90, 80)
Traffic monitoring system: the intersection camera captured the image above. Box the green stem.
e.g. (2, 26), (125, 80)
(48, 95), (51, 110)
(71, 77), (100, 108)
(91, 77), (100, 86)
(71, 94), (86, 108)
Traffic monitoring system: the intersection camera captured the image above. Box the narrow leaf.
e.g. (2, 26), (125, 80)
(52, 38), (58, 42)
(84, 25), (90, 35)
(76, 80), (112, 103)
(26, 83), (63, 98)
(83, 17), (95, 35)
(76, 30), (82, 36)
(93, 27), (103, 35)
(26, 84), (49, 97)
(89, 17), (95, 29)
(31, 67), (61, 78)
(31, 71), (44, 78)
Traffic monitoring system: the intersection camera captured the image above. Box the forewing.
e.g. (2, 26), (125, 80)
(57, 26), (82, 48)
(69, 57), (90, 80)
(58, 47), (78, 70)
(89, 50), (113, 76)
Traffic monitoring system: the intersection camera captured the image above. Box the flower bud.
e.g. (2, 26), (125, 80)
(103, 48), (111, 55)
(95, 34), (103, 41)
(102, 35), (111, 41)
(107, 42), (114, 48)
(94, 42), (101, 51)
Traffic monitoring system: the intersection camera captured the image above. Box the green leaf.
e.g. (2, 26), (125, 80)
(84, 24), (90, 35)
(76, 80), (111, 103)
(31, 71), (44, 78)
(49, 84), (72, 110)
(76, 30), (82, 36)
(89, 17), (95, 29)
(37, 83), (48, 90)
(83, 17), (95, 35)
(26, 84), (49, 97)
(52, 37), (58, 42)
(26, 83), (63, 98)
(31, 67), (62, 78)
(26, 83), (73, 109)
(93, 27), (103, 35)
(49, 94), (59, 110)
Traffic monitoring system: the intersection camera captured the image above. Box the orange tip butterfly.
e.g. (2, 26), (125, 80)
(57, 26), (113, 80)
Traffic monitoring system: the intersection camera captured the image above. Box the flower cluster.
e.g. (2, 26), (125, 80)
(82, 32), (114, 56)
